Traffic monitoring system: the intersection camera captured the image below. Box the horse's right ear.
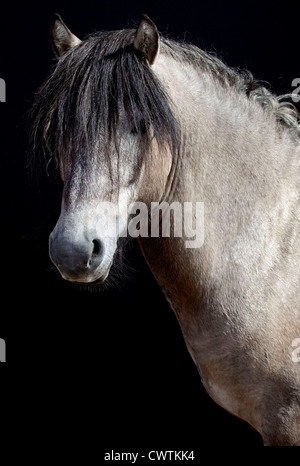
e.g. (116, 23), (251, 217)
(134, 14), (160, 65)
(50, 13), (82, 58)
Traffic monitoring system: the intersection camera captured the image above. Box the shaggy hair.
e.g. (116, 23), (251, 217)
(30, 28), (300, 170)
(162, 38), (300, 133)
(30, 30), (180, 171)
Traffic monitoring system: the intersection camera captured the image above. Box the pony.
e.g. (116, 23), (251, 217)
(31, 14), (300, 445)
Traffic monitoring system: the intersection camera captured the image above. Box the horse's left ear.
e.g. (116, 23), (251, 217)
(50, 13), (82, 58)
(134, 14), (160, 65)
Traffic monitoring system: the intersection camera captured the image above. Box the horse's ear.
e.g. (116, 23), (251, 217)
(50, 13), (82, 58)
(134, 14), (160, 65)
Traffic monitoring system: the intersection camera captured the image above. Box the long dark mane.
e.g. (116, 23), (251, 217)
(31, 26), (300, 172)
(30, 29), (180, 172)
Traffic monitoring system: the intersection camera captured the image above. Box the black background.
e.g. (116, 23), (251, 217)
(1, 0), (300, 456)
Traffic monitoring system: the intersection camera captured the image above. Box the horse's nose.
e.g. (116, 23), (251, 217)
(49, 232), (104, 282)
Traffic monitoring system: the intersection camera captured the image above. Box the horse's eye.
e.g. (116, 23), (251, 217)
(130, 120), (148, 135)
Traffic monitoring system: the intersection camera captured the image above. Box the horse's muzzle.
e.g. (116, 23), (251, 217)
(49, 232), (104, 283)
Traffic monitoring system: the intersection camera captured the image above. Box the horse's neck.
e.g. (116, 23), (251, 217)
(154, 54), (300, 205)
(141, 54), (300, 321)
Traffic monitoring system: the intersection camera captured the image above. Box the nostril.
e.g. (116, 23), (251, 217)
(88, 239), (102, 267)
(92, 239), (101, 256)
